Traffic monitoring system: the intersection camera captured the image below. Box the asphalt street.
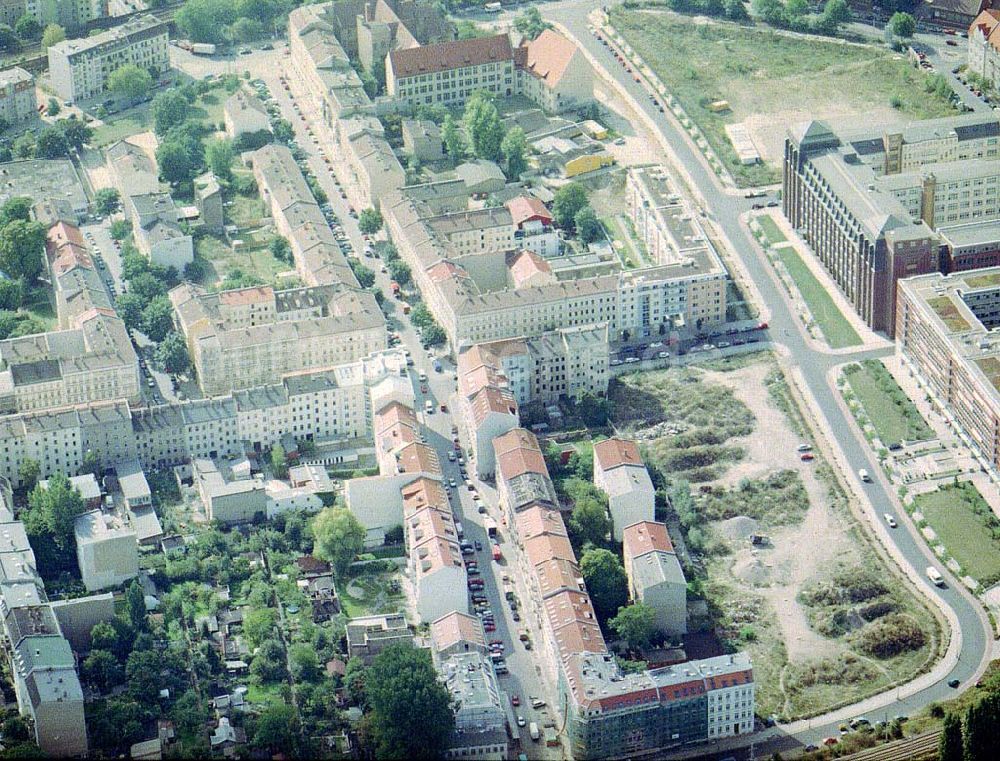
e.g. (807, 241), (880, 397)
(539, 0), (993, 753)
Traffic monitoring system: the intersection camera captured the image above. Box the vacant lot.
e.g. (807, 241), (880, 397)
(610, 10), (958, 185)
(844, 360), (933, 448)
(913, 482), (1000, 587)
(611, 366), (754, 481)
(651, 353), (941, 718)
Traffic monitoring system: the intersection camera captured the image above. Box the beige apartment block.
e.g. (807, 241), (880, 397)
(0, 67), (35, 127)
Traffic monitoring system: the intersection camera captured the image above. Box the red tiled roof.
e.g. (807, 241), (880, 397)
(390, 34), (513, 79)
(505, 196), (552, 228)
(520, 29), (578, 89)
(593, 438), (643, 471)
(219, 285), (274, 306)
(623, 521), (674, 561)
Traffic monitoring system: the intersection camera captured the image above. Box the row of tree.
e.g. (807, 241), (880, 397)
(176, 0), (293, 45)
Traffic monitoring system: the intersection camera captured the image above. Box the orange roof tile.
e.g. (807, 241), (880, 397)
(534, 557), (586, 600)
(520, 29), (578, 89)
(515, 504), (568, 542)
(470, 385), (518, 427)
(390, 34), (513, 78)
(401, 477), (449, 516)
(430, 611), (485, 652)
(218, 285), (274, 306)
(396, 442), (441, 477)
(593, 438), (643, 471)
(505, 196), (552, 228)
(524, 532), (576, 568)
(496, 446), (547, 482)
(622, 521), (674, 561)
(508, 249), (554, 289)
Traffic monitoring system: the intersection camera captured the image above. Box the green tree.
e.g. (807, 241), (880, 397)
(156, 140), (198, 185)
(125, 580), (147, 631)
(14, 15), (41, 41)
(0, 24), (17, 52)
(609, 603), (658, 650)
(724, 0), (750, 20)
(252, 703), (299, 753)
(312, 506), (365, 578)
(18, 458), (39, 489)
(126, 649), (171, 703)
(170, 689), (210, 739)
(514, 6), (551, 40)
(358, 208), (383, 236)
(366, 644), (455, 759)
(140, 296), (175, 342)
(270, 443), (288, 479)
(574, 206), (602, 244)
(250, 638), (286, 683)
(94, 188), (121, 216)
(151, 90), (190, 135)
(46, 97), (60, 117)
(58, 118), (92, 150)
(268, 235), (291, 263)
(78, 449), (100, 478)
(0, 196), (31, 225)
(442, 115), (465, 161)
(243, 607), (277, 649)
(939, 711), (963, 761)
(568, 496), (610, 549)
(41, 23), (64, 48)
(155, 332), (191, 374)
(176, 0), (237, 44)
(109, 218), (132, 240)
(35, 125), (69, 158)
(206, 137), (235, 181)
(24, 473), (87, 558)
(751, 0), (787, 26)
(888, 11), (915, 38)
(115, 292), (144, 332)
(127, 271), (166, 301)
(0, 219), (45, 281)
(107, 64), (153, 105)
(964, 697), (992, 761)
(289, 643), (321, 682)
(580, 548), (628, 621)
(349, 259), (376, 289)
(11, 132), (34, 159)
(464, 93), (504, 162)
(82, 649), (125, 693)
(552, 182), (588, 231)
(0, 279), (23, 311)
(422, 322), (446, 347)
(387, 258), (411, 286)
(785, 0), (809, 15)
(229, 16), (265, 43)
(501, 125), (528, 180)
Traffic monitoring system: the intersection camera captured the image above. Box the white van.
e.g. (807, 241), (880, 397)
(425, 399), (434, 414)
(858, 468), (872, 483)
(529, 722), (540, 742)
(926, 566), (945, 587)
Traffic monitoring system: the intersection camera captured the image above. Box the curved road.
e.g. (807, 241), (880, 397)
(536, 0), (993, 752)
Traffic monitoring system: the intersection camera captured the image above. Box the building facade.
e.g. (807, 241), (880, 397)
(47, 15), (170, 102)
(0, 67), (35, 127)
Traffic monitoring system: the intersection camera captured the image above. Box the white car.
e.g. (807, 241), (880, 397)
(517, 716), (526, 728)
(858, 468), (872, 483)
(884, 513), (897, 529)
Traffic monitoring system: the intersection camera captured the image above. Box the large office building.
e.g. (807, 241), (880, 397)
(783, 113), (1000, 335)
(897, 267), (1000, 472)
(47, 15), (170, 102)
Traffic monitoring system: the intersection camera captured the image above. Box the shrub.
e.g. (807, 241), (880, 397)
(856, 614), (925, 658)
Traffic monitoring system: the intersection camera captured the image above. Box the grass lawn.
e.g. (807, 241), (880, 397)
(844, 360), (933, 447)
(91, 112), (150, 147)
(246, 682), (286, 707)
(228, 192), (267, 229)
(22, 286), (56, 331)
(610, 9), (958, 186)
(195, 232), (289, 288)
(914, 482), (1000, 586)
(773, 242), (861, 349)
(756, 214), (787, 247)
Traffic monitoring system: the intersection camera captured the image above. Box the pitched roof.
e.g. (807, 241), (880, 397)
(389, 34), (513, 78)
(622, 520), (675, 561)
(506, 195), (552, 228)
(520, 29), (578, 89)
(593, 437), (643, 471)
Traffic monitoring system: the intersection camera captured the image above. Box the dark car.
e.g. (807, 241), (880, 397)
(949, 679), (961, 688)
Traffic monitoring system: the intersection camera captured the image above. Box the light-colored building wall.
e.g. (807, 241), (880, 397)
(47, 15), (169, 102)
(74, 510), (139, 592)
(0, 67), (35, 126)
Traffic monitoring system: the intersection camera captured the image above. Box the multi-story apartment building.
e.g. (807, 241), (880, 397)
(593, 437), (655, 541)
(440, 652), (509, 761)
(384, 166), (726, 348)
(47, 15), (169, 102)
(386, 28), (593, 114)
(783, 114), (1000, 334)
(252, 143), (359, 288)
(456, 345), (519, 479)
(969, 10), (1000, 86)
(506, 196), (559, 258)
(345, 612), (413, 663)
(622, 520), (686, 637)
(0, 483), (88, 757)
(25, 0), (105, 31)
(170, 282), (386, 395)
(491, 428), (753, 759)
(387, 34), (517, 107)
(0, 67), (35, 127)
(897, 267), (1000, 472)
(74, 509), (139, 592)
(0, 350), (407, 487)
